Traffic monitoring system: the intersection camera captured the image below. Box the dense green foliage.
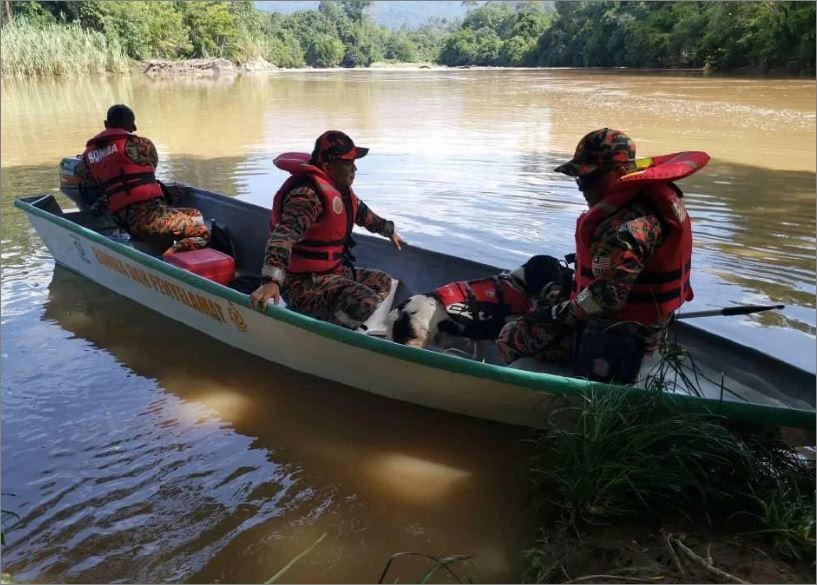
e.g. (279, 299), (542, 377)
(531, 1), (816, 72)
(0, 0), (452, 70)
(1, 0), (813, 75)
(439, 2), (552, 66)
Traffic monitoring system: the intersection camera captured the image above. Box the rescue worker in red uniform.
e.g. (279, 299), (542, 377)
(497, 128), (707, 383)
(76, 104), (210, 255)
(250, 131), (405, 329)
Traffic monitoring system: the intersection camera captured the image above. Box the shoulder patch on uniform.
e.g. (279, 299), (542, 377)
(332, 196), (343, 214)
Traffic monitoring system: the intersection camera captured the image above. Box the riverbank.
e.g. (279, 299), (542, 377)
(125, 59), (817, 80)
(521, 386), (815, 584)
(138, 58), (444, 77)
(524, 520), (815, 584)
(8, 52), (811, 80)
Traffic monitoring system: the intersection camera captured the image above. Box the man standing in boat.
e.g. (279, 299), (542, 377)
(250, 131), (405, 330)
(497, 128), (707, 383)
(77, 104), (210, 256)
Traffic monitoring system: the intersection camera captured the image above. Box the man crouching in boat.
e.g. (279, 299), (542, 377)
(497, 128), (707, 384)
(76, 104), (210, 256)
(250, 131), (405, 329)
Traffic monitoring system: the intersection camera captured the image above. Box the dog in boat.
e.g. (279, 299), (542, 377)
(386, 255), (573, 349)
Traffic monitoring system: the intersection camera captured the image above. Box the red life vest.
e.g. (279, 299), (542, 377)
(81, 128), (164, 213)
(433, 276), (533, 339)
(434, 277), (532, 315)
(574, 151), (709, 325)
(271, 152), (360, 274)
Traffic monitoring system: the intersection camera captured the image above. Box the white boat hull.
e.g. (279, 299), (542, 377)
(27, 210), (561, 428)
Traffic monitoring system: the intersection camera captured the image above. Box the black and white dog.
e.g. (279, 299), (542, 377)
(386, 255), (573, 348)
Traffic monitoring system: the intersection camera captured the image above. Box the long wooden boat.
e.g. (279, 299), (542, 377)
(15, 185), (815, 431)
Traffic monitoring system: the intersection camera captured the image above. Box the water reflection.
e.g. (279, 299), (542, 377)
(681, 163), (816, 331)
(1, 71), (813, 355)
(1, 268), (532, 583)
(1, 76), (137, 166)
(162, 155), (254, 198)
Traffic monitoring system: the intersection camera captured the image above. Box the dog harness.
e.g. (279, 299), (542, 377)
(433, 276), (532, 339)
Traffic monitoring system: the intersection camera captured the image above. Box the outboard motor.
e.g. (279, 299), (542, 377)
(59, 155), (105, 212)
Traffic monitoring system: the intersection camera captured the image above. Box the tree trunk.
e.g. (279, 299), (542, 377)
(2, 0), (12, 24)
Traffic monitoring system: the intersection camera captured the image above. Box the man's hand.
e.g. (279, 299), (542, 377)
(532, 299), (572, 324)
(390, 231), (406, 251)
(250, 281), (281, 310)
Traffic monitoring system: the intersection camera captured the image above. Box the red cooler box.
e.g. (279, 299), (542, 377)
(165, 248), (235, 285)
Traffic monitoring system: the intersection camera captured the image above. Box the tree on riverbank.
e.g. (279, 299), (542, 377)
(530, 1), (816, 73)
(0, 0), (450, 72)
(2, 0), (814, 76)
(439, 1), (552, 66)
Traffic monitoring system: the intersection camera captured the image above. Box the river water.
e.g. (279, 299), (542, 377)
(1, 69), (814, 583)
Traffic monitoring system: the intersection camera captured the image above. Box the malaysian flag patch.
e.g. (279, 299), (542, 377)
(592, 254), (611, 276)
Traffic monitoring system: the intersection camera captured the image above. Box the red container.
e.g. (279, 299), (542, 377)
(165, 248), (235, 285)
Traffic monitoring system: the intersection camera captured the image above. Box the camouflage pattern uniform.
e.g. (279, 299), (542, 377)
(76, 135), (209, 254)
(497, 127), (670, 365)
(262, 182), (395, 328)
(496, 199), (665, 364)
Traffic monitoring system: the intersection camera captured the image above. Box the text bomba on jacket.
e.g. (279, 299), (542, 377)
(87, 143), (118, 164)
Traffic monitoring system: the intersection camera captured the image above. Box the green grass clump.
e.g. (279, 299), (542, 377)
(528, 386), (815, 565)
(737, 466), (816, 564)
(1, 18), (129, 78)
(378, 552), (472, 584)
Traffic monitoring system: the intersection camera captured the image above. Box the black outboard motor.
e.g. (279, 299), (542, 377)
(59, 156), (105, 212)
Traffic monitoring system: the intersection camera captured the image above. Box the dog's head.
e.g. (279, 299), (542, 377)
(509, 254), (574, 299)
(386, 294), (448, 347)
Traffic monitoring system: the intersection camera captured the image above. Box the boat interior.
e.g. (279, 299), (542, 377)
(25, 182), (817, 414)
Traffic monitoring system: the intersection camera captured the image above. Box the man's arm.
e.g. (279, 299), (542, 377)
(355, 200), (395, 238)
(571, 211), (664, 320)
(543, 203), (664, 324)
(75, 156), (93, 182)
(260, 184), (323, 284)
(125, 135), (159, 168)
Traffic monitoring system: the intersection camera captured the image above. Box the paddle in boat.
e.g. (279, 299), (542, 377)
(13, 156), (815, 432)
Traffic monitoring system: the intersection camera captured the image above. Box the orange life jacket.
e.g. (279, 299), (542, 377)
(574, 151), (709, 325)
(81, 128), (164, 213)
(271, 152), (360, 274)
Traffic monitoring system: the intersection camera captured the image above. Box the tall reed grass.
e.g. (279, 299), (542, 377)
(1, 19), (129, 78)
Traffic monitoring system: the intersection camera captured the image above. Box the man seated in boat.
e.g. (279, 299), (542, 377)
(76, 104), (211, 256)
(250, 131), (405, 329)
(497, 128), (708, 384)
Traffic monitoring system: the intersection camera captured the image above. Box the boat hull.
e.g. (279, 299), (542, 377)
(16, 193), (815, 431)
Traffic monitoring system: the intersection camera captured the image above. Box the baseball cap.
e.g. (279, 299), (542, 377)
(311, 130), (369, 164)
(554, 128), (636, 177)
